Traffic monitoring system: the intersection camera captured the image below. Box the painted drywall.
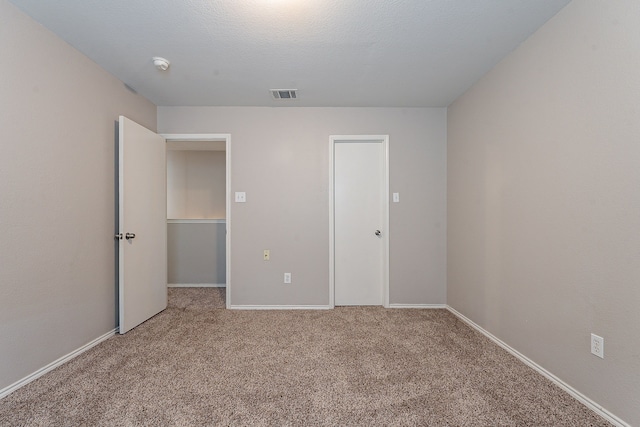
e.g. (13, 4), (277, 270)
(166, 150), (188, 219)
(0, 0), (156, 392)
(168, 222), (226, 285)
(158, 107), (447, 306)
(167, 150), (226, 219)
(447, 1), (640, 424)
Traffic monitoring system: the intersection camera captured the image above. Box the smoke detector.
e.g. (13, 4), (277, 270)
(270, 89), (298, 100)
(152, 57), (170, 71)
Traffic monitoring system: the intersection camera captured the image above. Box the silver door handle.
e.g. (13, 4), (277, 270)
(125, 232), (136, 240)
(375, 230), (381, 236)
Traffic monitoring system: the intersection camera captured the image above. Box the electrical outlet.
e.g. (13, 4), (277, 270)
(591, 333), (604, 358)
(284, 272), (291, 284)
(263, 250), (270, 261)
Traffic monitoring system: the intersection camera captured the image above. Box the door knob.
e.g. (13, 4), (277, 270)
(125, 232), (136, 240)
(375, 230), (381, 236)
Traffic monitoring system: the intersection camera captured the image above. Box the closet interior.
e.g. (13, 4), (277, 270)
(166, 140), (226, 287)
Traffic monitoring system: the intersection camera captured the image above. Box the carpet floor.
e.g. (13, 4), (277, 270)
(0, 288), (609, 426)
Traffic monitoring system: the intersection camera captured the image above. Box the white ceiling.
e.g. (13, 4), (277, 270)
(9, 0), (570, 107)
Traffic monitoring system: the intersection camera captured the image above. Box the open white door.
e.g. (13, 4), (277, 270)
(117, 116), (167, 334)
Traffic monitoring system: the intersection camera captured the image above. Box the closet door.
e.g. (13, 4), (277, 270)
(117, 116), (167, 334)
(334, 140), (385, 305)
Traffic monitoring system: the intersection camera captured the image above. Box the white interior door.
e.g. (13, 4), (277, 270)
(333, 139), (387, 305)
(118, 116), (167, 334)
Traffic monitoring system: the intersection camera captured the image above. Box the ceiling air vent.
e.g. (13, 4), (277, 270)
(270, 89), (298, 100)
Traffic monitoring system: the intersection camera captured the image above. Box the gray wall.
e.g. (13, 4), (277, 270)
(168, 222), (226, 285)
(0, 0), (156, 391)
(447, 1), (640, 424)
(158, 107), (447, 306)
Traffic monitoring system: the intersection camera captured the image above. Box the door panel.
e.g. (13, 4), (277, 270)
(334, 141), (384, 305)
(118, 116), (167, 334)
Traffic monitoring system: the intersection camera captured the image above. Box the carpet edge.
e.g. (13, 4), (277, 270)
(446, 306), (629, 427)
(0, 328), (117, 400)
(229, 305), (333, 310)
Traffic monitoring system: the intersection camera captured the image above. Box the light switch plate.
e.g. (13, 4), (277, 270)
(235, 192), (246, 203)
(393, 193), (400, 203)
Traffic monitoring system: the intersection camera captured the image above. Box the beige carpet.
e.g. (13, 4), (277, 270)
(0, 288), (609, 426)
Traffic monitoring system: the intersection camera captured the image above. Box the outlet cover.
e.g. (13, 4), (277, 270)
(284, 273), (291, 284)
(591, 333), (604, 358)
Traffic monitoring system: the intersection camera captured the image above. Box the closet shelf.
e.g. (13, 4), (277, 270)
(167, 219), (226, 224)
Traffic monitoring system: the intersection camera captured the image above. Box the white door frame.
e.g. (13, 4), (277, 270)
(329, 135), (390, 308)
(161, 133), (232, 308)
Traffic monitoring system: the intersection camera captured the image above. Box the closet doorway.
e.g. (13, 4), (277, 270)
(163, 134), (231, 308)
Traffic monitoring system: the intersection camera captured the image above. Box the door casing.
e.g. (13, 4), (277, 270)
(329, 135), (390, 308)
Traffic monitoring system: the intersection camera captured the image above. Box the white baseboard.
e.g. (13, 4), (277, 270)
(229, 305), (333, 310)
(446, 306), (629, 427)
(167, 283), (226, 288)
(232, 304), (447, 310)
(0, 328), (116, 400)
(389, 304), (447, 309)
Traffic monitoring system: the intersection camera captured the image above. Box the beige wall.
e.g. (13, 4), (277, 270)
(167, 150), (226, 219)
(158, 107), (447, 306)
(447, 1), (640, 424)
(0, 0), (156, 391)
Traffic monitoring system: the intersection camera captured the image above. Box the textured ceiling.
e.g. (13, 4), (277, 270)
(9, 0), (570, 107)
